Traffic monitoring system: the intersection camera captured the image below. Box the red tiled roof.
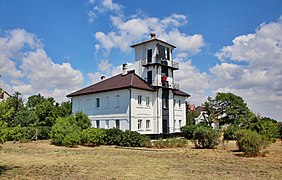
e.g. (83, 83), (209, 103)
(67, 70), (155, 97)
(173, 89), (190, 97)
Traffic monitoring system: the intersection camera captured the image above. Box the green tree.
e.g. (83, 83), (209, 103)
(186, 110), (199, 125)
(0, 121), (8, 143)
(201, 97), (226, 127)
(57, 101), (72, 117)
(0, 101), (15, 124)
(215, 92), (251, 125)
(6, 92), (24, 112)
(26, 94), (46, 109)
(1, 92), (24, 126)
(10, 107), (39, 127)
(35, 100), (57, 126)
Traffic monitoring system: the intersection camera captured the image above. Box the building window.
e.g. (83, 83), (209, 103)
(96, 98), (100, 108)
(86, 99), (91, 111)
(115, 120), (120, 129)
(147, 49), (152, 63)
(178, 100), (181, 108)
(105, 120), (109, 129)
(179, 120), (182, 128)
(138, 95), (142, 105)
(146, 97), (150, 106)
(174, 99), (176, 107)
(78, 100), (83, 111)
(174, 120), (176, 131)
(147, 71), (152, 84)
(166, 47), (170, 60)
(163, 98), (168, 109)
(146, 120), (150, 130)
(96, 120), (100, 128)
(138, 119), (142, 130)
(105, 97), (109, 109)
(115, 95), (120, 108)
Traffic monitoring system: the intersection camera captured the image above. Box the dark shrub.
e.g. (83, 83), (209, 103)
(181, 125), (198, 139)
(223, 125), (241, 140)
(250, 120), (279, 141)
(192, 126), (220, 149)
(75, 112), (91, 130)
(81, 128), (106, 146)
(119, 130), (150, 147)
(235, 129), (270, 157)
(104, 128), (123, 145)
(36, 126), (51, 139)
(50, 116), (81, 147)
(279, 122), (282, 140)
(7, 126), (51, 141)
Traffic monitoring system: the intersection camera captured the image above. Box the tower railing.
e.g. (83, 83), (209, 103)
(141, 58), (179, 70)
(173, 83), (179, 90)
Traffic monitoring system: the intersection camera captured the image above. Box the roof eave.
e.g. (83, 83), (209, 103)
(130, 38), (176, 49)
(66, 86), (155, 98)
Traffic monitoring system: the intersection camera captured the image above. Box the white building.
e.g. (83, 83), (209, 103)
(0, 90), (11, 102)
(67, 34), (190, 135)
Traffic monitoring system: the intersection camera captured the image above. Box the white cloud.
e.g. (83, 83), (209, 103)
(102, 0), (122, 12)
(213, 17), (282, 120)
(0, 29), (84, 102)
(97, 59), (112, 74)
(87, 0), (123, 23)
(21, 49), (83, 90)
(174, 58), (210, 106)
(87, 60), (134, 84)
(94, 14), (205, 55)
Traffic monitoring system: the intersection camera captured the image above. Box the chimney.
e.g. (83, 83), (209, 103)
(101, 75), (105, 80)
(150, 33), (156, 39)
(122, 63), (128, 75)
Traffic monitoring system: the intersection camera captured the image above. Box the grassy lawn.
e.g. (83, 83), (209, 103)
(0, 140), (281, 179)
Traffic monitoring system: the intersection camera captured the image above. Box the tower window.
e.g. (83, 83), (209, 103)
(147, 71), (152, 84)
(147, 49), (152, 63)
(146, 97), (150, 106)
(166, 47), (170, 60)
(179, 100), (181, 108)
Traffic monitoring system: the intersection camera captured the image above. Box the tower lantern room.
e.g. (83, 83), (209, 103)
(130, 34), (179, 90)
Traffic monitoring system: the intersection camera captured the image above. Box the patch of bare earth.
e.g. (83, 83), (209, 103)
(0, 140), (281, 179)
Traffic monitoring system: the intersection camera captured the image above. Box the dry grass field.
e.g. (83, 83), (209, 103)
(0, 140), (281, 180)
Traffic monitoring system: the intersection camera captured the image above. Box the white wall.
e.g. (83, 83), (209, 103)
(173, 95), (187, 132)
(71, 89), (130, 131)
(130, 89), (156, 134)
(72, 89), (129, 115)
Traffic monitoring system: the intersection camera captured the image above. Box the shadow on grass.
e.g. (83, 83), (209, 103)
(0, 165), (20, 176)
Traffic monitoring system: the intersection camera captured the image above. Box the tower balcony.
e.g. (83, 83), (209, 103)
(141, 58), (179, 70)
(144, 78), (180, 90)
(162, 81), (179, 90)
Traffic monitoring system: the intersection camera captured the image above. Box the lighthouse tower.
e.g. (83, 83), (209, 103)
(131, 33), (183, 134)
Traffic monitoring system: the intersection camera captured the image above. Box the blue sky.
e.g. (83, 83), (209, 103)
(0, 0), (282, 121)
